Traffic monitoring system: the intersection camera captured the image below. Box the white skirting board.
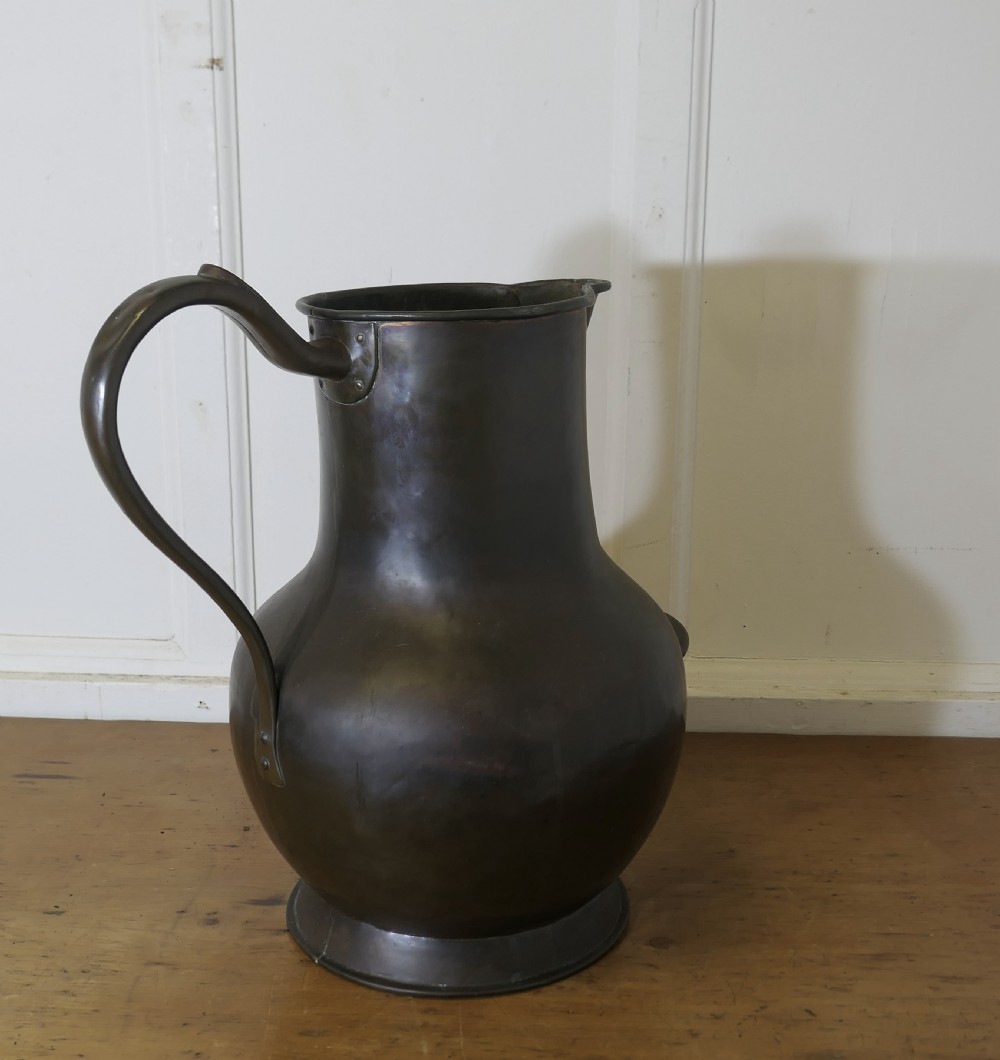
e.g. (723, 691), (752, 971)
(0, 675), (229, 723)
(2, 659), (999, 736)
(686, 658), (1000, 737)
(688, 698), (1000, 737)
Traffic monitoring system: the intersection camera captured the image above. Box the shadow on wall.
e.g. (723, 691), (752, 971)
(683, 257), (963, 668)
(547, 235), (989, 680)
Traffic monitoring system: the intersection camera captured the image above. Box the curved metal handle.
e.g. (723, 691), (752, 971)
(81, 265), (352, 787)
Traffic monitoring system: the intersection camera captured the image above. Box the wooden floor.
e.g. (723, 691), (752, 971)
(2, 719), (998, 1059)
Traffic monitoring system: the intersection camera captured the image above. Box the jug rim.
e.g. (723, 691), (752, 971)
(296, 278), (610, 321)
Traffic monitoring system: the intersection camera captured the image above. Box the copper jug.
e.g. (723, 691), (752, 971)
(81, 265), (687, 996)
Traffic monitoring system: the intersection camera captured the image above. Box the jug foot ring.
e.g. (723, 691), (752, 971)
(286, 878), (629, 997)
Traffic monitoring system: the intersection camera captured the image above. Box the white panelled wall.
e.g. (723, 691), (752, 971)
(2, 0), (999, 735)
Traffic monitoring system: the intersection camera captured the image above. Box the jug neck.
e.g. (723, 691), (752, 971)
(312, 311), (602, 584)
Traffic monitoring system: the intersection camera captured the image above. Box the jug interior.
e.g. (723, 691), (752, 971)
(297, 279), (608, 321)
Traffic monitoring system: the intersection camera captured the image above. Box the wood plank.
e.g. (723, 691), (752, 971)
(2, 719), (998, 1058)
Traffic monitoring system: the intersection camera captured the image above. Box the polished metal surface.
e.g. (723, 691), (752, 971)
(81, 269), (687, 994)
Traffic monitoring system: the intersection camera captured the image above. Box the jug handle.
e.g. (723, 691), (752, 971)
(81, 265), (352, 788)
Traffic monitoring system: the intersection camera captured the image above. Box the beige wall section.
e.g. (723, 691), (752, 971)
(0, 0), (241, 722)
(610, 0), (706, 610)
(4, 1), (999, 734)
(678, 2), (1000, 731)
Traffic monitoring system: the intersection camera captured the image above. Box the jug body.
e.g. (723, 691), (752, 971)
(230, 305), (685, 939)
(82, 270), (687, 996)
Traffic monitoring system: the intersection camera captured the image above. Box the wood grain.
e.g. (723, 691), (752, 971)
(2, 719), (998, 1058)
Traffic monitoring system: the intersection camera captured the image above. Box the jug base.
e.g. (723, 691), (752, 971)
(286, 878), (629, 997)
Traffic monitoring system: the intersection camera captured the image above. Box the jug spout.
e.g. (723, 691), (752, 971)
(506, 278), (610, 327)
(575, 278), (612, 297)
(576, 278), (611, 326)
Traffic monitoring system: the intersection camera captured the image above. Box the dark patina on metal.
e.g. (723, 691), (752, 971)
(81, 267), (688, 996)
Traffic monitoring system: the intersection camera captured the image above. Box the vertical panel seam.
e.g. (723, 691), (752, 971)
(604, 0), (641, 563)
(209, 0), (257, 614)
(669, 0), (716, 622)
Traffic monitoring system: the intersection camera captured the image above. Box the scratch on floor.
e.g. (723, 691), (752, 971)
(264, 971), (278, 1028)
